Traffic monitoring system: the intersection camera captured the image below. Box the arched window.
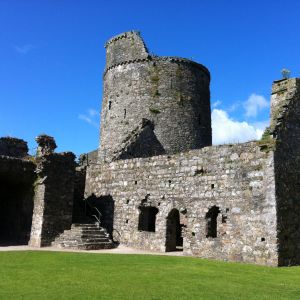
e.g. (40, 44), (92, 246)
(138, 206), (159, 232)
(205, 206), (220, 238)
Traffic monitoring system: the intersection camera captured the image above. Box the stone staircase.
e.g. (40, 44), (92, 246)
(52, 223), (115, 250)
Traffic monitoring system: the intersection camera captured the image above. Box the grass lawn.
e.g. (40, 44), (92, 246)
(0, 251), (300, 299)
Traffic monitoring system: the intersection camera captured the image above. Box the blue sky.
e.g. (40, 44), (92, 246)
(1, 0), (300, 156)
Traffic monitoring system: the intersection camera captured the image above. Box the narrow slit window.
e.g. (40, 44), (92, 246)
(205, 206), (220, 238)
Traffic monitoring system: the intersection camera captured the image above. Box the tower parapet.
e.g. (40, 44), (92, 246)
(105, 31), (149, 70)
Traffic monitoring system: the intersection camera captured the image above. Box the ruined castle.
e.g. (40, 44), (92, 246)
(0, 31), (299, 266)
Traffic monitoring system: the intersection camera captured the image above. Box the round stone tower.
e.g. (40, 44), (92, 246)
(98, 31), (211, 162)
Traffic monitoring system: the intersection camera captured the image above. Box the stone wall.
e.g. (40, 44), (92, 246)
(79, 149), (98, 166)
(0, 137), (28, 158)
(29, 152), (76, 247)
(99, 31), (211, 162)
(86, 142), (278, 266)
(272, 78), (300, 266)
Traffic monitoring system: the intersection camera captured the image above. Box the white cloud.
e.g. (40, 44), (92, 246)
(78, 109), (99, 128)
(212, 108), (267, 145)
(14, 44), (34, 54)
(88, 109), (99, 117)
(212, 100), (222, 108)
(227, 101), (242, 112)
(244, 93), (269, 117)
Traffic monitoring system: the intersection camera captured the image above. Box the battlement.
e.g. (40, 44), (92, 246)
(104, 31), (210, 80)
(104, 31), (146, 48)
(105, 31), (149, 70)
(104, 55), (210, 79)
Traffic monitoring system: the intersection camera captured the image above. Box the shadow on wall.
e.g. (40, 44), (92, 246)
(115, 119), (166, 161)
(0, 180), (34, 246)
(85, 194), (115, 236)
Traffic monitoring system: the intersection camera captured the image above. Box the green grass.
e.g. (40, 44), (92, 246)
(0, 251), (300, 299)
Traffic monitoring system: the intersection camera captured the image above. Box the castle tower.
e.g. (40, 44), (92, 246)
(270, 77), (300, 266)
(270, 78), (300, 135)
(98, 31), (211, 162)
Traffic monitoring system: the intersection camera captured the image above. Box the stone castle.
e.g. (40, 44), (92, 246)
(0, 31), (299, 266)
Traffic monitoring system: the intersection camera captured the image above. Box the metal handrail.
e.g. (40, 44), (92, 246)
(112, 228), (121, 244)
(92, 214), (101, 226)
(92, 207), (102, 228)
(83, 198), (121, 243)
(84, 198), (102, 227)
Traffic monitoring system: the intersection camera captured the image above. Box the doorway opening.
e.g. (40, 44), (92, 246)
(165, 209), (184, 252)
(0, 180), (34, 246)
(138, 206), (159, 232)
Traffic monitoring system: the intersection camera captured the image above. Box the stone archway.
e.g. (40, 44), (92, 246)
(165, 209), (184, 252)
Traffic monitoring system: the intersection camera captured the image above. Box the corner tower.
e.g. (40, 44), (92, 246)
(98, 31), (211, 162)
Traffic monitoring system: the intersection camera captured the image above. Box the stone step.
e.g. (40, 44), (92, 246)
(54, 237), (109, 243)
(72, 223), (99, 228)
(69, 229), (108, 234)
(77, 242), (115, 250)
(52, 223), (115, 250)
(55, 230), (109, 237)
(54, 241), (114, 250)
(57, 231), (108, 237)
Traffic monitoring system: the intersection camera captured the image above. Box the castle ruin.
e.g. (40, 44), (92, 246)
(0, 31), (299, 266)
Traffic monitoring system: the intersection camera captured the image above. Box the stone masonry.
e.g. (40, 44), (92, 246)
(0, 137), (29, 158)
(29, 135), (76, 247)
(99, 31), (211, 162)
(271, 78), (300, 266)
(86, 142), (277, 265)
(84, 31), (300, 266)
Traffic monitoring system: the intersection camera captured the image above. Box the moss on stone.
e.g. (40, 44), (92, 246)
(257, 127), (276, 152)
(149, 107), (161, 114)
(150, 75), (160, 82)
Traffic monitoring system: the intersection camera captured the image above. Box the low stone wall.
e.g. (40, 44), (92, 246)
(85, 142), (278, 266)
(79, 149), (98, 166)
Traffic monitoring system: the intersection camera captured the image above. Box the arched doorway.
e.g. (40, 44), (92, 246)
(165, 209), (183, 252)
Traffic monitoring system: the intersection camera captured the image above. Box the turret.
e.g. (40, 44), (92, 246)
(98, 31), (212, 162)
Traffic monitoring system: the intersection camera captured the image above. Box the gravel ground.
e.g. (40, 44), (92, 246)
(0, 244), (184, 256)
